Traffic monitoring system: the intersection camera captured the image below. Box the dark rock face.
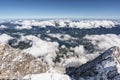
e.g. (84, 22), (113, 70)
(66, 46), (120, 80)
(0, 43), (48, 79)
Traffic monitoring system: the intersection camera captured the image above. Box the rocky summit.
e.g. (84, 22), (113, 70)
(0, 43), (48, 79)
(1, 42), (120, 80)
(66, 46), (120, 80)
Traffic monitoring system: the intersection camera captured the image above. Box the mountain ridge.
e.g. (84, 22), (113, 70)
(66, 46), (120, 80)
(1, 42), (120, 80)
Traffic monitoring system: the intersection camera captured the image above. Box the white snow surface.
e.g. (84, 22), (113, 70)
(23, 73), (71, 80)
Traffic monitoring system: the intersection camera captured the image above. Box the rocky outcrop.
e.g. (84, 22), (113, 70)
(66, 46), (120, 80)
(1, 42), (120, 80)
(0, 43), (48, 79)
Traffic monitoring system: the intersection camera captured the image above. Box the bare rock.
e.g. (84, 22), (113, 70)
(0, 43), (48, 79)
(66, 46), (120, 80)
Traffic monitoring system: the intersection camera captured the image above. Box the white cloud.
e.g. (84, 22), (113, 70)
(15, 19), (119, 29)
(69, 20), (116, 29)
(20, 35), (59, 65)
(61, 45), (66, 48)
(32, 20), (55, 27)
(19, 35), (94, 67)
(16, 20), (55, 27)
(84, 34), (120, 52)
(0, 20), (6, 23)
(0, 25), (7, 29)
(61, 45), (100, 67)
(62, 57), (88, 67)
(48, 33), (76, 41)
(55, 20), (70, 27)
(73, 45), (85, 56)
(15, 25), (32, 30)
(0, 34), (13, 44)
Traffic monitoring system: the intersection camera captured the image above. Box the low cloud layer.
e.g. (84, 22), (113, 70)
(20, 35), (59, 65)
(0, 34), (13, 44)
(48, 33), (76, 41)
(0, 25), (7, 29)
(63, 34), (120, 67)
(1, 19), (120, 68)
(15, 25), (32, 30)
(15, 20), (119, 29)
(84, 34), (120, 52)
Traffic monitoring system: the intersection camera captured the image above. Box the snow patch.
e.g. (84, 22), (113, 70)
(23, 73), (71, 80)
(63, 57), (87, 67)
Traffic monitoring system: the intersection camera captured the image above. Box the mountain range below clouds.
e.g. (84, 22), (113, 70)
(1, 37), (120, 80)
(0, 19), (120, 80)
(0, 0), (120, 79)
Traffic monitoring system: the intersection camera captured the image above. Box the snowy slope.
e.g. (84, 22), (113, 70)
(66, 46), (120, 80)
(24, 73), (70, 80)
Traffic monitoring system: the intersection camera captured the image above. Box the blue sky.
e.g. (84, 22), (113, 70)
(0, 0), (120, 19)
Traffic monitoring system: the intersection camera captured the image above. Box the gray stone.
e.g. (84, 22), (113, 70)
(66, 46), (120, 80)
(0, 43), (48, 79)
